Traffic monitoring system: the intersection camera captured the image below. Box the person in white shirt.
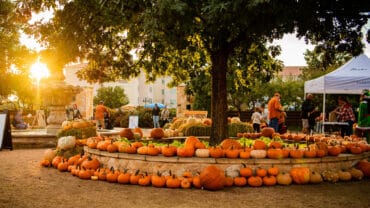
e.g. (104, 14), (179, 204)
(251, 107), (263, 133)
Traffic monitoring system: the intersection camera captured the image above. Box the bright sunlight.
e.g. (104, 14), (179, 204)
(30, 60), (50, 83)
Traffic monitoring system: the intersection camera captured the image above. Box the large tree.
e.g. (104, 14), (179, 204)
(25, 0), (370, 145)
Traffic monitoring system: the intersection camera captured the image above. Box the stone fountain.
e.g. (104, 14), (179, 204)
(40, 69), (81, 134)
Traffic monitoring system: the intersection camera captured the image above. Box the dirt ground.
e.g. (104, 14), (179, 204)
(0, 148), (369, 208)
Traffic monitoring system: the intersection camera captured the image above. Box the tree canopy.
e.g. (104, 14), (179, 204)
(93, 86), (129, 109)
(23, 0), (370, 145)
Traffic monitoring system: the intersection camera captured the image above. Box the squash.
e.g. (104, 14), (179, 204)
(119, 128), (135, 140)
(261, 127), (275, 138)
(250, 149), (267, 159)
(348, 168), (364, 180)
(309, 171), (323, 184)
(195, 148), (210, 158)
(276, 172), (292, 186)
(43, 149), (57, 162)
(338, 170), (352, 181)
(321, 170), (339, 183)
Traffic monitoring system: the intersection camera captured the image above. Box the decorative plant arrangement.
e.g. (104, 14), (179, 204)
(40, 126), (370, 191)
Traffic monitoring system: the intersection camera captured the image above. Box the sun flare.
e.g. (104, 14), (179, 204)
(30, 61), (50, 82)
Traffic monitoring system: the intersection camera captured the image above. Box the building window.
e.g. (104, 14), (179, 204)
(162, 79), (165, 85)
(162, 89), (165, 95)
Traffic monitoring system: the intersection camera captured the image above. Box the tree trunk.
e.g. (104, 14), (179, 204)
(209, 51), (229, 146)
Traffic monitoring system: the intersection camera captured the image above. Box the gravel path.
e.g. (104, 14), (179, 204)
(0, 148), (369, 208)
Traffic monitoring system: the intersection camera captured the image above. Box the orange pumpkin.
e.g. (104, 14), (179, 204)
(261, 127), (275, 138)
(267, 148), (284, 159)
(151, 172), (166, 188)
(263, 175), (277, 186)
(117, 170), (131, 184)
(247, 176), (263, 187)
(166, 175), (181, 188)
(199, 165), (226, 191)
(267, 166), (279, 176)
(220, 138), (242, 150)
(150, 128), (165, 139)
(119, 128), (135, 139)
(253, 140), (266, 150)
(209, 146), (224, 158)
(239, 165), (253, 178)
(290, 167), (310, 184)
(184, 136), (201, 148)
(256, 167), (267, 178)
(233, 176), (247, 187)
(328, 146), (341, 156)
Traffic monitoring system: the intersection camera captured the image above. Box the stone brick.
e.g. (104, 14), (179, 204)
(178, 157), (216, 164)
(145, 155), (178, 163)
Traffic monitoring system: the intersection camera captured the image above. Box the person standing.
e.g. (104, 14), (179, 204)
(160, 105), (170, 127)
(95, 101), (109, 129)
(301, 93), (315, 134)
(268, 92), (284, 132)
(72, 104), (82, 120)
(152, 104), (161, 128)
(251, 107), (262, 133)
(332, 96), (356, 137)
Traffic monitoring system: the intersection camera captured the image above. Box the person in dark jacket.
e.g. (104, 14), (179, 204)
(301, 93), (315, 133)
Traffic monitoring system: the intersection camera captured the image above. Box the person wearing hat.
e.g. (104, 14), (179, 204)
(95, 101), (109, 129)
(267, 92), (284, 132)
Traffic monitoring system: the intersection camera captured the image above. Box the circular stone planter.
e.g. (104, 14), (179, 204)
(84, 146), (370, 177)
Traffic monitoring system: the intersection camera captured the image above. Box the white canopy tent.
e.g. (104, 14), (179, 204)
(304, 54), (370, 132)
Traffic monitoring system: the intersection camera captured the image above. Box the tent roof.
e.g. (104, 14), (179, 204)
(304, 54), (370, 94)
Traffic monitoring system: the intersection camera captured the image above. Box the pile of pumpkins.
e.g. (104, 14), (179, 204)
(39, 148), (370, 191)
(84, 127), (370, 160)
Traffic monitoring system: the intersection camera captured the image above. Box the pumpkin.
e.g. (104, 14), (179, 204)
(316, 149), (326, 158)
(199, 165), (226, 191)
(327, 146), (341, 156)
(119, 128), (135, 140)
(239, 164), (253, 178)
(267, 166), (279, 176)
(133, 127), (143, 139)
(117, 170), (131, 184)
(106, 168), (119, 183)
(309, 171), (323, 184)
(151, 171), (166, 188)
(304, 148), (317, 158)
(262, 175), (277, 186)
(289, 148), (304, 159)
(129, 170), (141, 185)
(43, 149), (57, 162)
(184, 136), (201, 148)
(195, 142), (206, 149)
(269, 141), (282, 149)
(166, 175), (181, 188)
(253, 140), (266, 150)
(107, 142), (118, 153)
(120, 144), (137, 154)
(52, 156), (63, 169)
(250, 149), (267, 159)
(147, 146), (160, 156)
(195, 148), (210, 158)
(233, 176), (247, 187)
(289, 167), (310, 184)
(162, 145), (177, 157)
(67, 154), (81, 166)
(261, 127), (275, 138)
(356, 159), (370, 177)
(177, 146), (195, 157)
(209, 146), (224, 158)
(256, 167), (267, 177)
(224, 146), (240, 158)
(78, 168), (92, 180)
(338, 170), (352, 181)
(81, 156), (100, 170)
(267, 148), (284, 159)
(180, 178), (192, 189)
(224, 175), (234, 187)
(138, 172), (151, 186)
(276, 172), (292, 186)
(40, 159), (51, 167)
(350, 145), (363, 154)
(150, 128), (165, 139)
(57, 136), (76, 150)
(247, 176), (263, 187)
(220, 138), (242, 150)
(137, 146), (148, 155)
(131, 141), (143, 149)
(239, 149), (251, 159)
(97, 140), (109, 151)
(57, 159), (68, 172)
(192, 175), (202, 189)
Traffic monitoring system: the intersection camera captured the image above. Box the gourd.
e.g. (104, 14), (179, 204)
(348, 168), (364, 180)
(338, 170), (352, 181)
(43, 149), (56, 162)
(321, 170), (339, 183)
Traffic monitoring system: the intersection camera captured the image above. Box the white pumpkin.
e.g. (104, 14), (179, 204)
(195, 148), (210, 158)
(250, 149), (267, 159)
(57, 136), (76, 150)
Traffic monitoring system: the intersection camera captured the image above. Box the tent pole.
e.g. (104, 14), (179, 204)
(322, 92), (326, 134)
